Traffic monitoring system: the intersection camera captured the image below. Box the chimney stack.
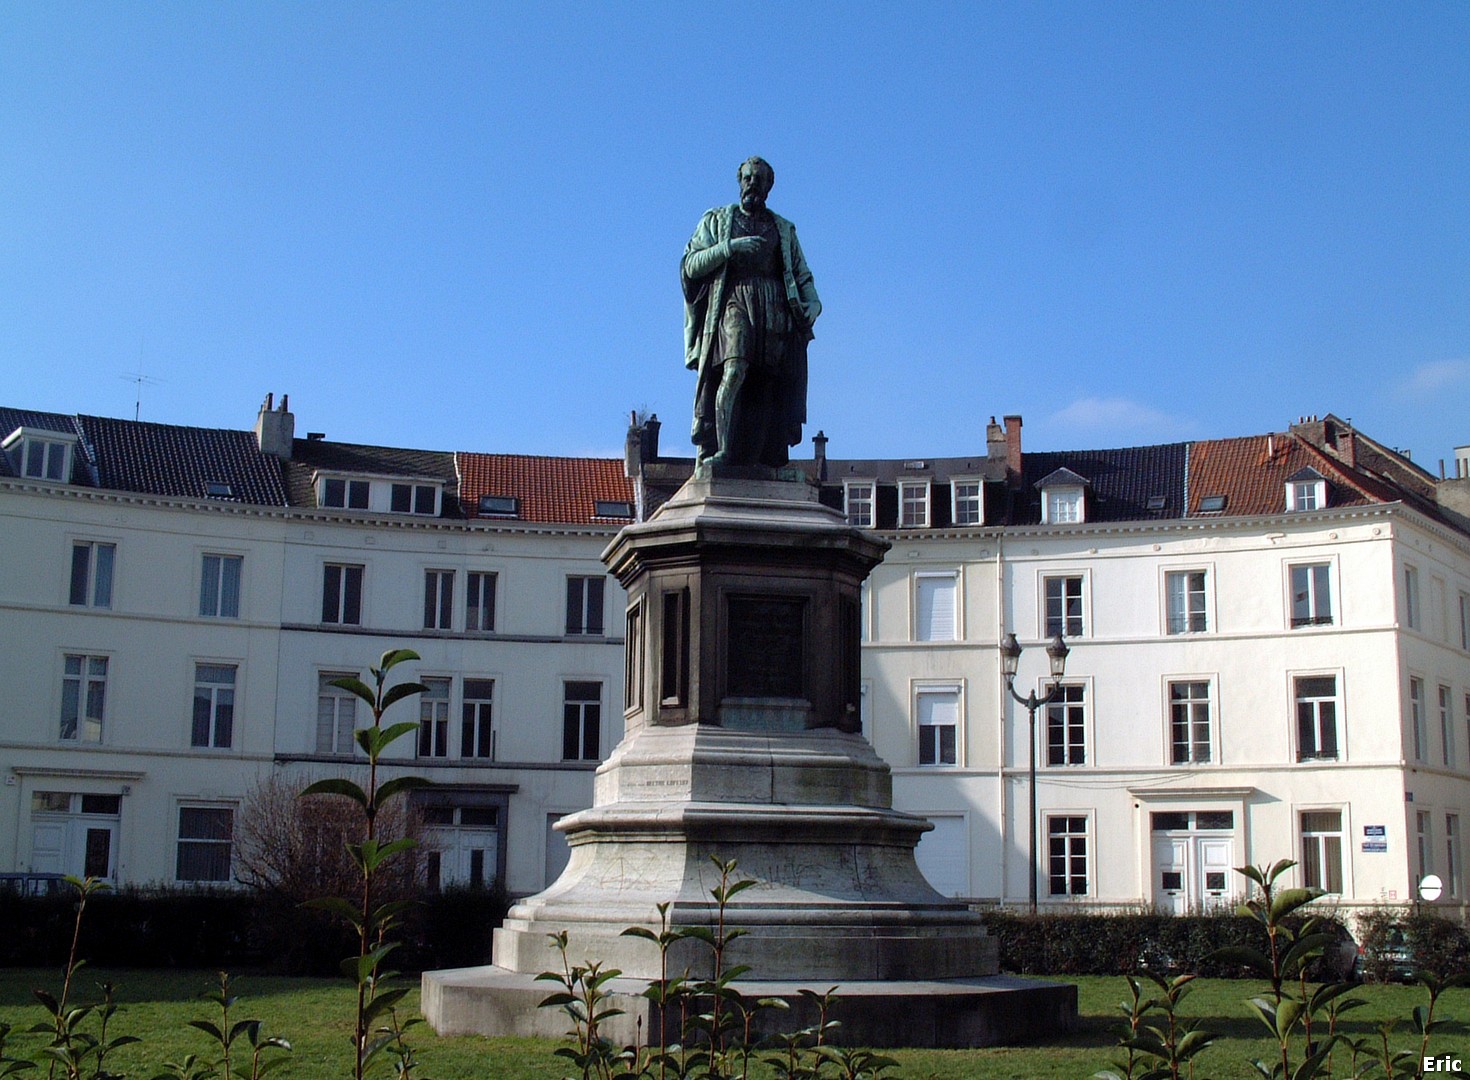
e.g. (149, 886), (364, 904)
(254, 393), (294, 461)
(812, 430), (828, 481)
(1003, 414), (1023, 483)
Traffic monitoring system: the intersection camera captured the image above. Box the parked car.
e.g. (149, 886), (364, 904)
(1354, 928), (1416, 983)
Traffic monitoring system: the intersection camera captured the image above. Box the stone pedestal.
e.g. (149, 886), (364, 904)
(422, 475), (1076, 1046)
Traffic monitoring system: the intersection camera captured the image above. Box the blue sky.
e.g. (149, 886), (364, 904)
(3, 4), (1467, 468)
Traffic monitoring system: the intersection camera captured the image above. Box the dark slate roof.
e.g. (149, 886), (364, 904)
(1017, 443), (1189, 524)
(459, 453), (635, 526)
(818, 454), (1007, 485)
(0, 408), (90, 483)
(1035, 467), (1090, 489)
(284, 439), (461, 515)
(75, 415), (289, 505)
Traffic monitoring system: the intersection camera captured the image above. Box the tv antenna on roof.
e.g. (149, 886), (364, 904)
(120, 365), (163, 422)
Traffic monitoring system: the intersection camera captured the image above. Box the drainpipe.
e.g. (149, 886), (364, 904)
(995, 532), (1009, 905)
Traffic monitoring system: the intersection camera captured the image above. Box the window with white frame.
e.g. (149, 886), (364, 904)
(566, 577), (605, 636)
(424, 570), (454, 630)
(1289, 563), (1333, 627)
(1168, 680), (1212, 764)
(1294, 675), (1339, 761)
(951, 480), (983, 526)
(1043, 575), (1085, 637)
(563, 681), (602, 760)
(1403, 565), (1421, 629)
(69, 542), (115, 609)
(418, 677), (451, 758)
(1449, 814), (1463, 900)
(322, 564), (364, 625)
(1287, 475), (1326, 512)
(1418, 809), (1433, 880)
(5, 429), (73, 481)
(61, 654), (107, 743)
(1460, 592), (1470, 651)
(844, 481), (874, 528)
(320, 477), (369, 509)
(1044, 488), (1083, 524)
(466, 571), (497, 633)
(1047, 815), (1089, 896)
(200, 554), (242, 618)
(1300, 810), (1343, 893)
(390, 482), (438, 515)
(914, 572), (957, 642)
(1410, 677), (1427, 761)
(175, 806), (233, 883)
(1045, 684), (1086, 766)
(1441, 685), (1456, 768)
(191, 663), (236, 749)
(1165, 570), (1207, 634)
(899, 480), (930, 528)
(916, 685), (959, 766)
(461, 678), (494, 758)
(316, 672), (358, 755)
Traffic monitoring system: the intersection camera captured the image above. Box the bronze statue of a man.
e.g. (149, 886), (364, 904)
(682, 157), (821, 469)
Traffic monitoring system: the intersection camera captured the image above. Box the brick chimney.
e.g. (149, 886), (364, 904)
(254, 393), (294, 461)
(812, 430), (828, 481)
(1003, 414), (1023, 483)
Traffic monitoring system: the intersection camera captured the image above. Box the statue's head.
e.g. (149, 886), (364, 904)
(737, 157), (775, 211)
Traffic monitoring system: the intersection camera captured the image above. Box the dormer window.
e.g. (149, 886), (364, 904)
(321, 477), (369, 509)
(1036, 468), (1089, 525)
(1286, 468), (1326, 512)
(391, 483), (439, 515)
(898, 479), (930, 528)
(952, 479), (983, 526)
(844, 480), (875, 528)
(478, 495), (519, 518)
(4, 427), (76, 482)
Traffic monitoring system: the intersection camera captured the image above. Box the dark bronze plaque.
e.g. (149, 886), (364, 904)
(726, 595), (805, 698)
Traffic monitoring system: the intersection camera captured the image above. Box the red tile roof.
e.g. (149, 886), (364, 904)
(457, 453), (635, 526)
(1187, 435), (1380, 516)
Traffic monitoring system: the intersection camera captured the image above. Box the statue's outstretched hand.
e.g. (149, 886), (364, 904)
(728, 236), (766, 259)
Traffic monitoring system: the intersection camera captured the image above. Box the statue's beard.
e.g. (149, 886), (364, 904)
(740, 191), (766, 212)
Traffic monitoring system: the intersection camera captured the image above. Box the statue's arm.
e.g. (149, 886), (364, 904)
(682, 210), (730, 289)
(788, 227), (821, 326)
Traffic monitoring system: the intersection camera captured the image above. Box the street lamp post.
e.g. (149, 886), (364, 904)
(1000, 632), (1070, 914)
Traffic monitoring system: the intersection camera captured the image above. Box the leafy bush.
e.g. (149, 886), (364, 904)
(980, 907), (1353, 979)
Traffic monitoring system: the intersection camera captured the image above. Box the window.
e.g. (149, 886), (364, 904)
(593, 500), (634, 518)
(1287, 480), (1324, 512)
(322, 564), (363, 625)
(916, 686), (959, 766)
(321, 477), (369, 509)
(952, 480), (983, 526)
(899, 481), (930, 528)
(7, 431), (71, 480)
(1045, 684), (1086, 766)
(844, 482), (874, 528)
(1295, 675), (1339, 761)
(1044, 575), (1084, 637)
(1290, 563), (1332, 627)
(1460, 592), (1470, 650)
(1403, 565), (1421, 629)
(1418, 810), (1433, 880)
(1047, 816), (1089, 896)
(176, 806), (233, 883)
(316, 672), (357, 755)
(466, 571), (497, 633)
(565, 576), (605, 636)
(204, 481), (233, 498)
(1449, 814), (1463, 900)
(563, 681), (602, 760)
(391, 483), (438, 515)
(660, 589), (690, 707)
(1300, 811), (1343, 893)
(1410, 677), (1426, 761)
(191, 663), (236, 749)
(61, 654), (107, 742)
(914, 572), (957, 642)
(1198, 494), (1227, 513)
(1168, 680), (1212, 764)
(424, 570), (454, 630)
(1165, 571), (1207, 634)
(1441, 685), (1455, 768)
(461, 678), (494, 758)
(69, 542), (115, 608)
(418, 677), (450, 758)
(200, 554), (242, 618)
(1045, 489), (1083, 524)
(625, 604), (644, 710)
(478, 495), (519, 516)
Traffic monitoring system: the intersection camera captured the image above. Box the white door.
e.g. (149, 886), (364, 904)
(915, 814), (969, 897)
(1198, 839), (1235, 907)
(1153, 836), (1188, 914)
(424, 827), (498, 889)
(31, 819), (116, 882)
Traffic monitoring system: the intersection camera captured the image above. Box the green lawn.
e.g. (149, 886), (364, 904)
(0, 969), (1466, 1079)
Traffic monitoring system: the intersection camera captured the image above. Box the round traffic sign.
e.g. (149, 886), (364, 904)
(1420, 874), (1444, 902)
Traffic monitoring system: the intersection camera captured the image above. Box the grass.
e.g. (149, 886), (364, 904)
(1, 968), (1468, 1078)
